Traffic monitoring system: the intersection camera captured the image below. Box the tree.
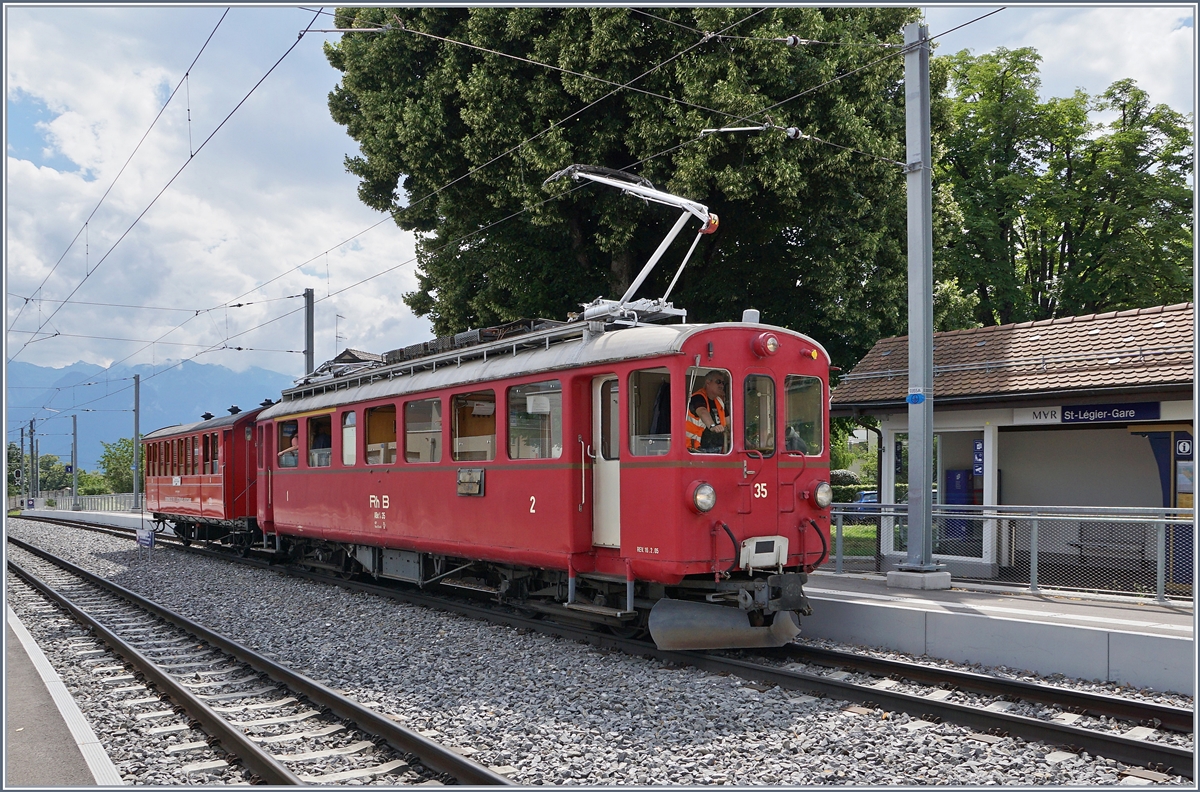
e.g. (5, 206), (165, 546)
(98, 438), (135, 493)
(939, 50), (1192, 325)
(7, 442), (21, 497)
(326, 7), (934, 367)
(77, 470), (111, 496)
(37, 454), (71, 492)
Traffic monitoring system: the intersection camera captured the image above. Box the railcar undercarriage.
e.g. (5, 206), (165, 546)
(238, 532), (812, 650)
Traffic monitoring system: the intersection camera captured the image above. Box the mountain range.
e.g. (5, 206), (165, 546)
(7, 359), (296, 471)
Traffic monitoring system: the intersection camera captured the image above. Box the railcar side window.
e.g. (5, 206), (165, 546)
(308, 414), (332, 468)
(405, 399), (442, 463)
(341, 412), (357, 466)
(365, 405), (397, 465)
(278, 420), (299, 468)
(257, 427), (264, 469)
(600, 380), (619, 460)
(629, 368), (671, 456)
(508, 380), (563, 460)
(743, 375), (776, 456)
(452, 391), (496, 462)
(211, 433), (219, 471)
(784, 375), (824, 454)
(685, 367), (732, 454)
(203, 434), (211, 474)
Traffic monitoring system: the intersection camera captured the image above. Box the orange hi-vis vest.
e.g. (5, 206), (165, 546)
(686, 389), (727, 450)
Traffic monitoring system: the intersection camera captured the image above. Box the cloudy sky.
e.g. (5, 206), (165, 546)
(5, 4), (1196, 387)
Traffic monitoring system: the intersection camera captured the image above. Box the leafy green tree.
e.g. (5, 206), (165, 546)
(98, 438), (135, 493)
(38, 455), (71, 492)
(77, 470), (111, 496)
(326, 7), (934, 366)
(939, 50), (1192, 325)
(7, 442), (22, 496)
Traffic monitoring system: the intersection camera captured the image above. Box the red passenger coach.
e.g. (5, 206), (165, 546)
(143, 406), (264, 544)
(256, 315), (833, 650)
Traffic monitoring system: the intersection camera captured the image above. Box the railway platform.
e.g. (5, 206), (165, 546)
(803, 570), (1194, 696)
(5, 607), (123, 786)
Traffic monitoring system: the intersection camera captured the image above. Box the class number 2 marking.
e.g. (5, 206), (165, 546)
(529, 495), (536, 513)
(753, 482), (768, 499)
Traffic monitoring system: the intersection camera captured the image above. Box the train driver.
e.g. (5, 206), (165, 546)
(686, 370), (729, 453)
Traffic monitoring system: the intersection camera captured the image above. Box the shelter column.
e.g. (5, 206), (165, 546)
(982, 422), (999, 566)
(880, 427), (897, 554)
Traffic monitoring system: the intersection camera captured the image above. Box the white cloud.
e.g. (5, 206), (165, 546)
(6, 6), (424, 375)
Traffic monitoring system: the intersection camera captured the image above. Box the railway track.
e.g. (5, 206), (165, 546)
(14, 515), (1194, 780)
(6, 536), (512, 786)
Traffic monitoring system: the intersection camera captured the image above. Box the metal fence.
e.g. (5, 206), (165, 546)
(9, 491), (139, 513)
(830, 503), (1194, 602)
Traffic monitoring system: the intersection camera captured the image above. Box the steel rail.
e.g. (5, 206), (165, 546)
(770, 644), (1193, 733)
(16, 516), (1194, 778)
(6, 536), (514, 786)
(6, 558), (304, 785)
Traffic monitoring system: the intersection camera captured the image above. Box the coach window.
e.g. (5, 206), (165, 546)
(629, 368), (671, 456)
(203, 435), (211, 474)
(685, 367), (732, 455)
(308, 415), (332, 468)
(257, 426), (264, 469)
(278, 420), (299, 468)
(365, 405), (397, 465)
(452, 390), (495, 462)
(743, 375), (776, 457)
(508, 380), (562, 460)
(405, 399), (442, 463)
(784, 375), (824, 454)
(341, 412), (357, 466)
(212, 433), (219, 471)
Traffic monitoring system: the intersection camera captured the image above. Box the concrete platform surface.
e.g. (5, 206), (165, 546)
(20, 508), (157, 531)
(804, 571), (1194, 695)
(6, 608), (123, 786)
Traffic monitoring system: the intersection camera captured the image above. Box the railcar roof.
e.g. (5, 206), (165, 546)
(260, 322), (826, 420)
(142, 408), (262, 440)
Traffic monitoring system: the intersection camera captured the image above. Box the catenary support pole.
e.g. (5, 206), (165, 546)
(20, 427), (26, 504)
(72, 414), (79, 510)
(132, 374), (141, 510)
(30, 419), (38, 499)
(899, 21), (938, 572)
(304, 287), (315, 375)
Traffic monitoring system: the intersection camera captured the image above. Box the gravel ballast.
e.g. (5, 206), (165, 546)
(6, 518), (1192, 785)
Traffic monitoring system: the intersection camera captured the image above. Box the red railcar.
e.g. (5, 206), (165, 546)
(143, 407), (263, 543)
(255, 319), (832, 649)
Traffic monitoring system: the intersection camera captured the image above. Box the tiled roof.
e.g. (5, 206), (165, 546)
(831, 303), (1194, 408)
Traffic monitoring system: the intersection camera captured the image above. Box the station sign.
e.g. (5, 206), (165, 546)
(1013, 402), (1160, 425)
(64, 465), (72, 474)
(136, 527), (155, 549)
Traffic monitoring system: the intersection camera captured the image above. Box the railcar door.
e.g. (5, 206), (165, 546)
(592, 376), (620, 547)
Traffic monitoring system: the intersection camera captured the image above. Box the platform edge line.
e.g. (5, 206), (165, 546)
(6, 606), (126, 786)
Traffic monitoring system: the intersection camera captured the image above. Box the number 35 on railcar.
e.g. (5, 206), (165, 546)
(252, 168), (834, 651)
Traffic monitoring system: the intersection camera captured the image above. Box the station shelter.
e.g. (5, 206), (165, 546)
(830, 302), (1194, 580)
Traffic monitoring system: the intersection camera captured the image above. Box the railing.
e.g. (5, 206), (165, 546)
(829, 503), (1194, 601)
(11, 492), (141, 513)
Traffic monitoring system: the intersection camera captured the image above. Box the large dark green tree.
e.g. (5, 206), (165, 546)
(326, 7), (927, 366)
(940, 48), (1193, 326)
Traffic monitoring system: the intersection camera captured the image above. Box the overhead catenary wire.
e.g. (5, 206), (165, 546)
(7, 7), (324, 365)
(6, 8), (231, 336)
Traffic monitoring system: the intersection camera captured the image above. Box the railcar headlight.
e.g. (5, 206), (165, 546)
(752, 332), (780, 357)
(690, 481), (717, 513)
(814, 481), (834, 509)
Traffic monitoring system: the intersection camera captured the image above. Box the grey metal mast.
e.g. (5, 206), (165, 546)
(898, 21), (939, 574)
(132, 374), (141, 510)
(304, 288), (315, 375)
(72, 414), (79, 510)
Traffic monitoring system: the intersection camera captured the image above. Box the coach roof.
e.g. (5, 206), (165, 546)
(142, 408), (263, 441)
(260, 322), (827, 421)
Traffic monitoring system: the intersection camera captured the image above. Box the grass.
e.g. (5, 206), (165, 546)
(834, 523), (878, 557)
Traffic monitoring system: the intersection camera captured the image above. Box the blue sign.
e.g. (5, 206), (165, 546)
(1177, 438), (1193, 460)
(26, 499), (34, 508)
(1061, 402), (1160, 424)
(973, 462), (984, 476)
(136, 528), (155, 549)
(64, 465), (73, 474)
(906, 393), (925, 404)
(973, 440), (984, 453)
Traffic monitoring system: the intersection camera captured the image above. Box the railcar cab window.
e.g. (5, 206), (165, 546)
(341, 412), (356, 466)
(784, 375), (824, 454)
(308, 414), (332, 468)
(630, 368), (670, 456)
(278, 421), (299, 468)
(600, 380), (619, 460)
(508, 380), (563, 460)
(685, 367), (731, 454)
(743, 375), (776, 456)
(405, 399), (442, 463)
(365, 405), (397, 465)
(452, 391), (496, 462)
